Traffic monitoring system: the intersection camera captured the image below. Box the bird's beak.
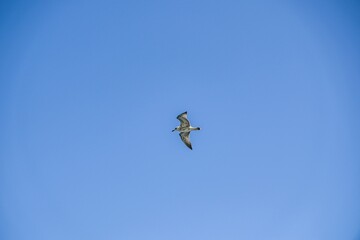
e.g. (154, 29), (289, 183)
(172, 129), (175, 132)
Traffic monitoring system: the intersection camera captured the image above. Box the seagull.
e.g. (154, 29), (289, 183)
(172, 111), (200, 150)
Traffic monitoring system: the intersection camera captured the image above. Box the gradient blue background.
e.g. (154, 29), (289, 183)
(1, 0), (360, 239)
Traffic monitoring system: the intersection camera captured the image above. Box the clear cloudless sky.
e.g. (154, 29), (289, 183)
(1, 0), (360, 239)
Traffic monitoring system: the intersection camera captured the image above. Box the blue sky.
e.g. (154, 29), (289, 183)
(1, 0), (360, 239)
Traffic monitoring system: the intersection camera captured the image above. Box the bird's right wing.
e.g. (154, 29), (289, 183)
(179, 132), (192, 150)
(177, 111), (190, 128)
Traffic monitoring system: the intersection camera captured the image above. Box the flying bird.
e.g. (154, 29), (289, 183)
(172, 111), (200, 150)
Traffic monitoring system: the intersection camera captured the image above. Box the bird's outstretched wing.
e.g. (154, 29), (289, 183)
(179, 132), (192, 150)
(177, 111), (190, 128)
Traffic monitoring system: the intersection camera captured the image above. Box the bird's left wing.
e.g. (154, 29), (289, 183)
(177, 111), (190, 128)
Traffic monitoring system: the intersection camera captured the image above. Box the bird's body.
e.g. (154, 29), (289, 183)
(174, 126), (200, 132)
(172, 111), (200, 150)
